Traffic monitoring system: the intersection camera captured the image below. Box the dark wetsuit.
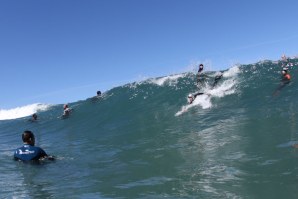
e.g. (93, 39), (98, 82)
(212, 74), (223, 87)
(14, 144), (47, 161)
(196, 65), (204, 83)
(193, 92), (204, 98)
(198, 67), (203, 73)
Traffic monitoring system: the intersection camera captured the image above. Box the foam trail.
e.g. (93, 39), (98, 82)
(207, 78), (236, 97)
(0, 103), (51, 120)
(175, 94), (212, 116)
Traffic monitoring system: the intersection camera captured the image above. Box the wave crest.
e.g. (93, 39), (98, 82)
(0, 103), (51, 120)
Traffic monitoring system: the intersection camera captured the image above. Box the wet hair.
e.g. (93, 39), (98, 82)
(199, 64), (203, 66)
(22, 130), (35, 143)
(97, 91), (101, 95)
(32, 113), (37, 119)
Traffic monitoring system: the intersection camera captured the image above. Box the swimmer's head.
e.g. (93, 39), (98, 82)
(32, 113), (37, 120)
(22, 130), (35, 146)
(97, 91), (101, 96)
(187, 94), (194, 104)
(63, 104), (68, 109)
(282, 69), (288, 75)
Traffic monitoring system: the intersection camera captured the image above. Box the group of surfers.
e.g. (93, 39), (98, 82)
(15, 91), (102, 162)
(14, 56), (295, 162)
(188, 56), (293, 104)
(187, 63), (224, 104)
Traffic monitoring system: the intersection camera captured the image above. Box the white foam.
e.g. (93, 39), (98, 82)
(223, 66), (240, 78)
(207, 78), (236, 97)
(175, 94), (212, 116)
(0, 103), (51, 120)
(149, 74), (185, 86)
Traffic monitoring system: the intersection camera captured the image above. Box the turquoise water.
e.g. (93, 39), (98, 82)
(1, 59), (298, 198)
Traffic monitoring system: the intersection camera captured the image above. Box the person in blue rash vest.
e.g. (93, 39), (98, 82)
(14, 130), (53, 161)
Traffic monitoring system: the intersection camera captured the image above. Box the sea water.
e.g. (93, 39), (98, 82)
(1, 59), (298, 198)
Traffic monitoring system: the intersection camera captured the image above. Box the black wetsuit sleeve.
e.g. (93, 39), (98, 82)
(42, 149), (48, 156)
(38, 148), (48, 159)
(194, 92), (204, 98)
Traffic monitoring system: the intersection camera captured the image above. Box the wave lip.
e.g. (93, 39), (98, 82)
(148, 73), (186, 86)
(0, 103), (51, 120)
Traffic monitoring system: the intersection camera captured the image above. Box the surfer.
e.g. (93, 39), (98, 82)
(281, 69), (291, 83)
(14, 130), (53, 161)
(273, 69), (291, 96)
(198, 64), (204, 73)
(29, 113), (38, 122)
(97, 90), (101, 97)
(212, 72), (223, 88)
(63, 104), (72, 117)
(91, 90), (102, 103)
(187, 92), (204, 104)
(197, 64), (204, 83)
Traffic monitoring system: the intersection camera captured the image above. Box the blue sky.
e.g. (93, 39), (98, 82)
(1, 0), (298, 109)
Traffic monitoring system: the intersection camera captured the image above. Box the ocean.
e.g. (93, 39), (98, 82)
(1, 58), (298, 198)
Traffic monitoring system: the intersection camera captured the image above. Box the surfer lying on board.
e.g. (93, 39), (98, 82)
(188, 92), (204, 104)
(14, 130), (54, 161)
(273, 69), (291, 96)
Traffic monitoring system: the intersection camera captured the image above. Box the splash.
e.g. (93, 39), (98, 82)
(175, 66), (240, 116)
(222, 65), (240, 78)
(175, 94), (212, 116)
(148, 74), (185, 86)
(0, 103), (51, 120)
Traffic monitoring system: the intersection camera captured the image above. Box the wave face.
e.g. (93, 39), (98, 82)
(1, 59), (298, 198)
